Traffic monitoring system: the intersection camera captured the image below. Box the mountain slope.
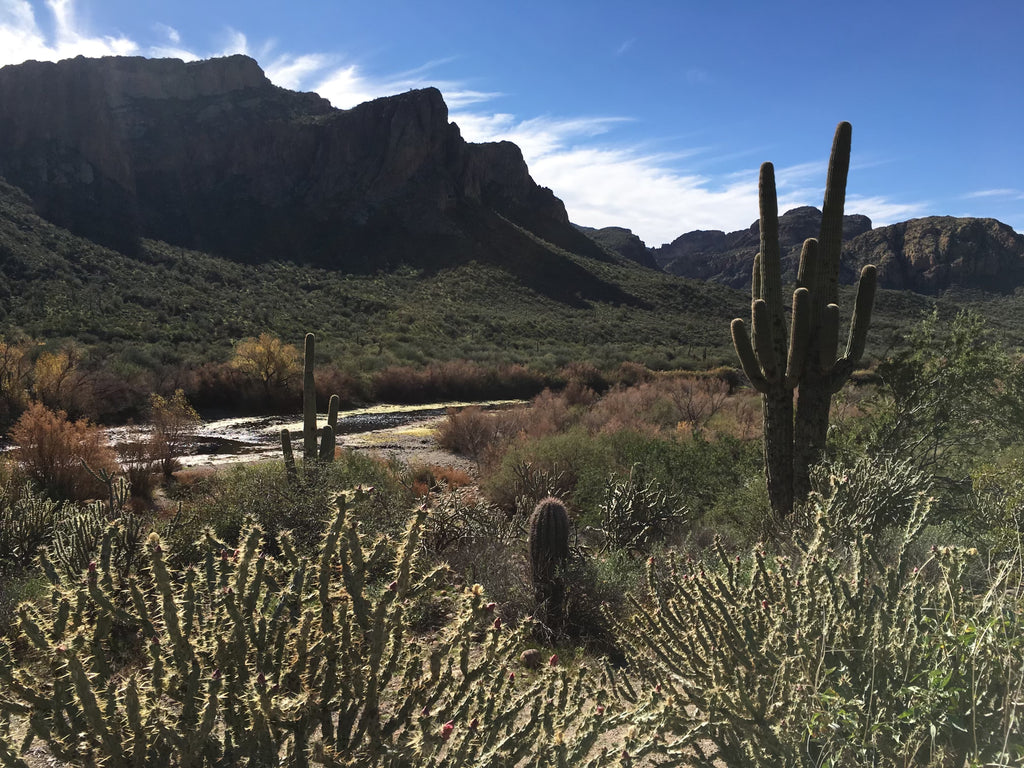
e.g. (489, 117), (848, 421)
(0, 54), (607, 273)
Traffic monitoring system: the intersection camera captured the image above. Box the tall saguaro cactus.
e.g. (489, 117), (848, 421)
(793, 123), (877, 501)
(731, 122), (876, 517)
(280, 332), (340, 481)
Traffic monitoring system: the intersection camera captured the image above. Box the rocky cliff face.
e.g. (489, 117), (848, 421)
(843, 217), (1024, 293)
(0, 54), (601, 268)
(656, 206), (872, 287)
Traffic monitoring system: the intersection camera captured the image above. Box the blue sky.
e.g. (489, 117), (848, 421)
(1, 0), (1021, 246)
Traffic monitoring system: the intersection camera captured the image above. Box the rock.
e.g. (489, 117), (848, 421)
(843, 216), (1024, 293)
(520, 649), (543, 669)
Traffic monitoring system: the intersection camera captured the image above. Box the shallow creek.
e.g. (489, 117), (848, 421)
(105, 400), (519, 470)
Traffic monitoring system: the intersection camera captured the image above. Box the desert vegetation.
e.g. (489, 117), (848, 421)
(0, 125), (1021, 766)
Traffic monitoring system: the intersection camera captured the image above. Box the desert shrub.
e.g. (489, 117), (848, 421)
(315, 364), (368, 409)
(161, 461), (330, 561)
(148, 389), (201, 479)
(163, 450), (415, 564)
(115, 431), (159, 500)
(407, 463), (474, 497)
(620, 498), (1024, 767)
(850, 310), (1024, 523)
(484, 426), (761, 531)
(483, 427), (613, 515)
(9, 401), (118, 500)
(434, 406), (501, 465)
(371, 358), (543, 404)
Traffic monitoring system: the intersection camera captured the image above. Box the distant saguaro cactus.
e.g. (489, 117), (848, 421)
(731, 122), (876, 517)
(528, 496), (570, 629)
(280, 332), (341, 481)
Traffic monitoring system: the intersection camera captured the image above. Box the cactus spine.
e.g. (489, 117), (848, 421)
(280, 333), (341, 479)
(528, 497), (570, 629)
(731, 122), (876, 516)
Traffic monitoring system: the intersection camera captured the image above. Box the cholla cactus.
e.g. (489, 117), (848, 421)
(617, 495), (1022, 766)
(0, 493), (649, 766)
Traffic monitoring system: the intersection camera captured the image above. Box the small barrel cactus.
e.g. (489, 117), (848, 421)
(528, 497), (570, 630)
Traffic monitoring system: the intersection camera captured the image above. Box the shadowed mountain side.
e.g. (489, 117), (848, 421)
(0, 54), (609, 273)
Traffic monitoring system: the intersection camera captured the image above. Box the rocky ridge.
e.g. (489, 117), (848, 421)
(580, 205), (1024, 296)
(0, 54), (606, 272)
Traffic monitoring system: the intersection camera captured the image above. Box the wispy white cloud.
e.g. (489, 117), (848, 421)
(964, 188), (1024, 200)
(615, 38), (635, 56)
(0, 0), (137, 66)
(845, 195), (929, 227)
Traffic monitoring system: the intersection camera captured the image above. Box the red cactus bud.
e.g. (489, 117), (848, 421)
(509, 671), (515, 681)
(655, 684), (661, 693)
(596, 705), (605, 715)
(212, 668), (221, 680)
(484, 602), (496, 612)
(761, 599), (769, 611)
(493, 617), (501, 630)
(388, 580), (398, 592)
(469, 717), (478, 730)
(221, 549), (229, 560)
(441, 721), (454, 740)
(421, 706), (429, 717)
(549, 654), (558, 666)
(88, 561), (97, 572)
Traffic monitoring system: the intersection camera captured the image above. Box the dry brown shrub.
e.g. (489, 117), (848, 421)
(408, 464), (474, 496)
(519, 389), (573, 438)
(10, 402), (118, 500)
(435, 406), (500, 463)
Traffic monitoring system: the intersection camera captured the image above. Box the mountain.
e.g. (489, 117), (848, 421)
(574, 225), (659, 269)
(655, 206), (873, 287)
(0, 54), (610, 282)
(655, 207), (1024, 295)
(842, 217), (1024, 294)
